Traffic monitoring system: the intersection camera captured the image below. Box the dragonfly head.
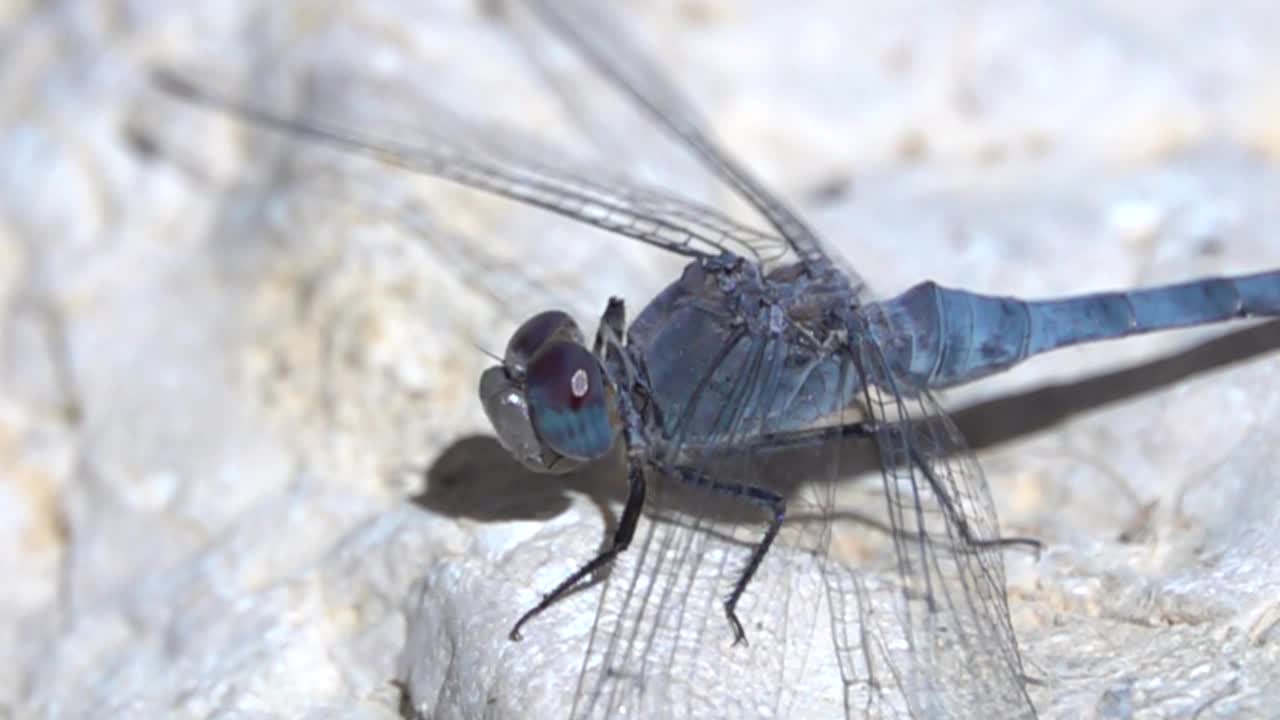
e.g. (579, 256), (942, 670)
(480, 311), (615, 474)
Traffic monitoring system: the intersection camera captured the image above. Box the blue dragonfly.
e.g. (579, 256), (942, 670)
(154, 1), (1280, 717)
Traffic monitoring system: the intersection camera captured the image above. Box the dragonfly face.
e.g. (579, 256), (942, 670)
(480, 310), (616, 474)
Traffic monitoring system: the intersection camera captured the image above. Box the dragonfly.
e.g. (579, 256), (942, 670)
(154, 1), (1280, 717)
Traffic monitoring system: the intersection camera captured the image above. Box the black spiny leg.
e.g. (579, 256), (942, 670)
(593, 296), (627, 358)
(670, 465), (786, 646)
(511, 295), (649, 641)
(907, 444), (1041, 556)
(509, 456), (647, 641)
(753, 420), (1039, 556)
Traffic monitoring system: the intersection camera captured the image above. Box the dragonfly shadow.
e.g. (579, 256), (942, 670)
(413, 434), (628, 525)
(416, 433), (883, 534)
(951, 319), (1280, 453)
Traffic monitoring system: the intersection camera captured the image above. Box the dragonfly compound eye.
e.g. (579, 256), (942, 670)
(479, 366), (550, 471)
(526, 341), (614, 462)
(505, 310), (585, 377)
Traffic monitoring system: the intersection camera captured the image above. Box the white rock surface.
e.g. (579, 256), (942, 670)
(2, 1), (1279, 718)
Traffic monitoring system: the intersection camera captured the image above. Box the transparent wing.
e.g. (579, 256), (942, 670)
(849, 309), (1036, 717)
(566, 286), (1034, 717)
(153, 70), (790, 265)
(571, 321), (847, 718)
(522, 0), (855, 279)
(314, 171), (601, 326)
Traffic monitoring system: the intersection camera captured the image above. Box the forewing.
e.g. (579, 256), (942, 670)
(153, 69), (789, 264)
(521, 0), (856, 278)
(318, 175), (600, 326)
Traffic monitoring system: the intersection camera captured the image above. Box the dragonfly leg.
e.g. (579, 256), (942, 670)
(753, 420), (877, 451)
(904, 443), (1041, 556)
(729, 420), (1041, 556)
(593, 296), (627, 356)
(509, 455), (647, 641)
(669, 464), (786, 647)
(851, 420), (1038, 553)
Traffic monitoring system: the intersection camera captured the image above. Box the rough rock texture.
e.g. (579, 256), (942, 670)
(2, 1), (1278, 718)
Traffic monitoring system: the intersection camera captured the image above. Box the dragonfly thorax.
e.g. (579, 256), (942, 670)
(627, 256), (863, 445)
